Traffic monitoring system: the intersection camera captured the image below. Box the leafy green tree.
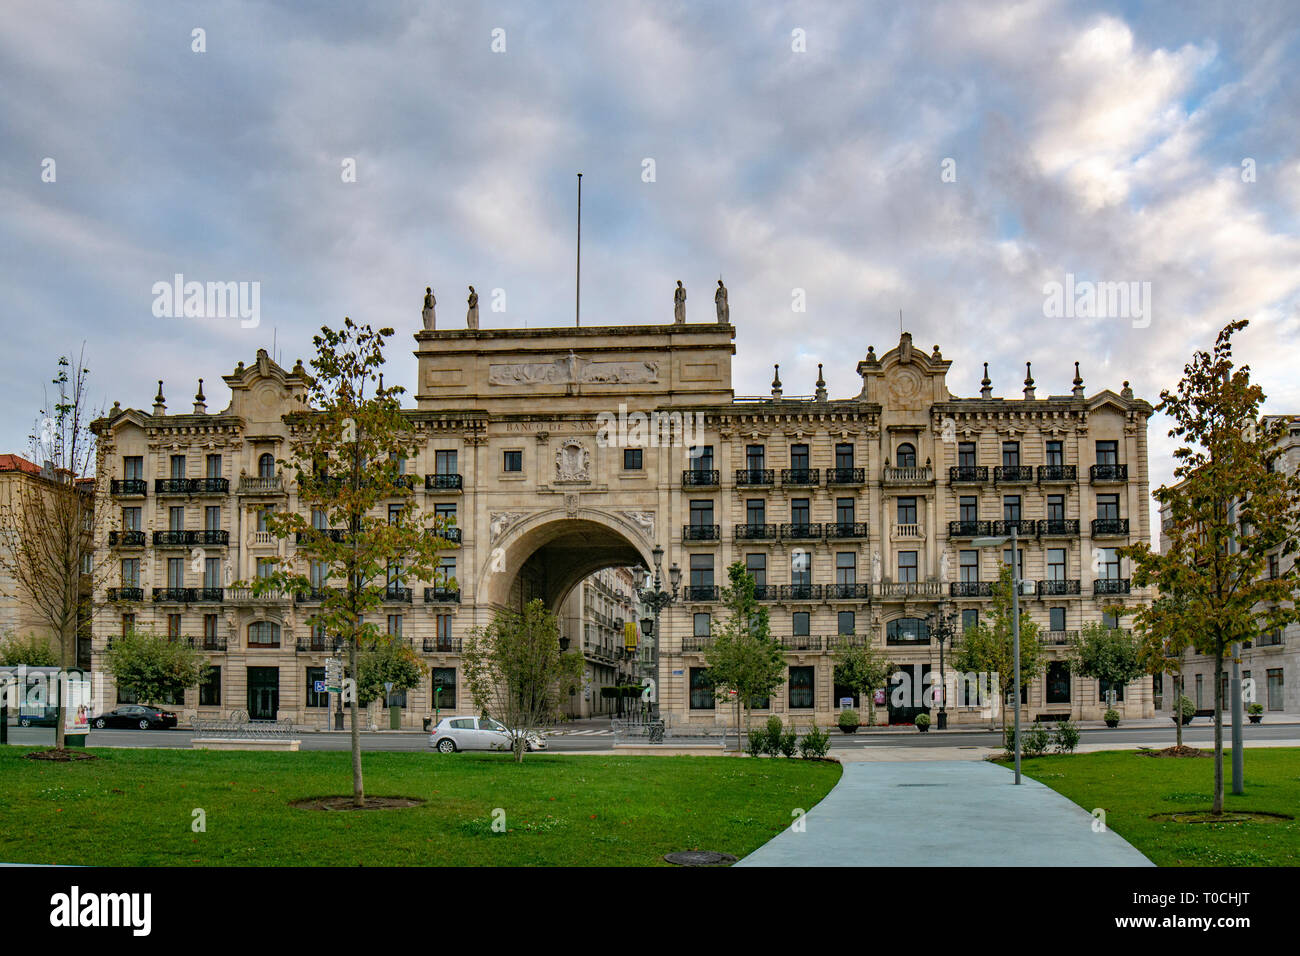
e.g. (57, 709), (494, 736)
(951, 562), (1043, 730)
(0, 632), (59, 667)
(1120, 320), (1300, 813)
(832, 641), (892, 726)
(704, 562), (787, 747)
(354, 638), (428, 707)
(1067, 616), (1145, 709)
(103, 629), (208, 705)
(244, 318), (455, 805)
(462, 600), (583, 762)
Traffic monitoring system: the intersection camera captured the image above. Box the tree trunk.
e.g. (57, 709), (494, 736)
(54, 625), (70, 751)
(1175, 673), (1183, 750)
(349, 637), (364, 807)
(1212, 649), (1224, 814)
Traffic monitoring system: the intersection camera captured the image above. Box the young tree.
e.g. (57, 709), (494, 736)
(832, 641), (892, 726)
(1120, 320), (1300, 813)
(247, 318), (455, 806)
(704, 562), (787, 747)
(102, 629), (208, 706)
(951, 562), (1043, 730)
(0, 350), (113, 749)
(1067, 616), (1145, 711)
(462, 599), (583, 762)
(354, 638), (428, 711)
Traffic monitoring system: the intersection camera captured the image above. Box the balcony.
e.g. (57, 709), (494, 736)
(1037, 465), (1077, 483)
(426, 473), (464, 492)
(384, 586), (413, 603)
(154, 530), (196, 546)
(734, 468), (774, 486)
(296, 637), (343, 654)
(196, 588), (224, 603)
(948, 520), (991, 539)
(949, 582), (992, 597)
(1091, 518), (1129, 537)
(1037, 579), (1081, 596)
(779, 635), (823, 651)
(1037, 519), (1080, 537)
(109, 530), (146, 547)
(107, 587), (144, 602)
(994, 466), (1034, 484)
(684, 585), (720, 602)
(1041, 630), (1079, 646)
(751, 584), (779, 601)
(781, 468), (820, 486)
(226, 587), (291, 604)
(830, 634), (872, 648)
(424, 587), (461, 604)
(883, 465), (933, 486)
(435, 527), (463, 544)
(778, 584), (822, 601)
(681, 469), (720, 488)
(197, 529), (230, 546)
(681, 636), (714, 653)
(682, 524), (721, 542)
(188, 636), (228, 651)
(238, 475), (285, 495)
(781, 523), (823, 540)
(824, 583), (871, 600)
(1090, 464), (1128, 482)
(948, 466), (988, 484)
(153, 587), (195, 603)
(1093, 578), (1131, 595)
(155, 477), (230, 495)
(891, 523), (924, 541)
(423, 638), (463, 653)
(876, 581), (944, 599)
(154, 478), (189, 495)
(295, 587), (340, 604)
(110, 479), (147, 496)
(826, 467), (865, 485)
(991, 519), (1036, 537)
(251, 531), (277, 546)
(735, 523), (778, 541)
(826, 521), (869, 540)
(296, 529), (347, 544)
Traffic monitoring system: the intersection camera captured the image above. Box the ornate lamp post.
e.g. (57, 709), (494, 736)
(636, 544), (680, 724)
(926, 602), (959, 730)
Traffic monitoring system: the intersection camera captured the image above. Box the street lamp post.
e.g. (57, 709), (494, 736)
(972, 524), (1023, 785)
(636, 544), (680, 724)
(926, 603), (958, 730)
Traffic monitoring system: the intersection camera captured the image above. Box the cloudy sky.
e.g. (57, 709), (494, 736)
(2, 0), (1298, 505)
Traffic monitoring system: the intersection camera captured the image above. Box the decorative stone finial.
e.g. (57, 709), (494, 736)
(980, 363), (992, 399)
(866, 345), (877, 363)
(771, 363), (783, 400)
(815, 363), (827, 402)
(1121, 380), (1133, 399)
(932, 344), (942, 360)
(193, 378), (206, 414)
(1072, 361), (1084, 398)
(1024, 362), (1035, 400)
(153, 380), (166, 416)
(110, 400), (121, 416)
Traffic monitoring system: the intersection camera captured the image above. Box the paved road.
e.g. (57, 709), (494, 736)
(736, 760), (1154, 867)
(6, 723), (1298, 753)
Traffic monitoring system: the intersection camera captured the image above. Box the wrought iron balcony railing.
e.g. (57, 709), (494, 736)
(751, 584), (779, 601)
(948, 466), (988, 484)
(1091, 518), (1129, 536)
(153, 587), (195, 603)
(1090, 464), (1128, 482)
(153, 530), (197, 546)
(197, 530), (230, 545)
(682, 524), (721, 541)
(423, 638), (463, 653)
(196, 588), (224, 603)
(991, 519), (1036, 537)
(781, 523), (823, 540)
(779, 635), (823, 650)
(295, 637), (343, 653)
(681, 469), (720, 488)
(681, 636), (714, 653)
(949, 581), (992, 597)
(155, 478), (230, 495)
(110, 479), (147, 496)
(683, 585), (720, 602)
(296, 529), (347, 544)
(994, 466), (1034, 484)
(384, 586), (413, 603)
(826, 522), (869, 539)
(781, 468), (820, 486)
(824, 583), (871, 600)
(1093, 578), (1131, 595)
(426, 473), (464, 491)
(424, 587), (461, 604)
(948, 520), (991, 538)
(435, 527), (463, 544)
(109, 530), (146, 547)
(734, 468), (774, 486)
(1037, 579), (1081, 596)
(734, 523), (778, 540)
(826, 467), (865, 485)
(778, 584), (821, 601)
(1037, 465), (1077, 483)
(107, 587), (144, 602)
(1037, 519), (1080, 536)
(1040, 630), (1079, 646)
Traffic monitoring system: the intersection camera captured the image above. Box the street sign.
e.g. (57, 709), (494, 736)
(314, 680), (326, 694)
(839, 697), (853, 709)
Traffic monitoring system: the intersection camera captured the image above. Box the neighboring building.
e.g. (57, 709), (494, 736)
(90, 315), (1155, 727)
(558, 566), (646, 717)
(0, 453), (94, 668)
(1156, 414), (1299, 716)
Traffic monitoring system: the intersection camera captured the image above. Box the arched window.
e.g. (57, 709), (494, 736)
(258, 453), (275, 478)
(248, 621), (281, 647)
(886, 617), (929, 645)
(896, 443), (916, 468)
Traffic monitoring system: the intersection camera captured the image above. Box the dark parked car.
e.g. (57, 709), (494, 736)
(17, 707), (58, 728)
(91, 704), (179, 730)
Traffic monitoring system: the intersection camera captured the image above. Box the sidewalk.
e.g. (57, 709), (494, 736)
(736, 760), (1153, 867)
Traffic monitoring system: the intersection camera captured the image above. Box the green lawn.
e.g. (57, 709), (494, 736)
(1002, 747), (1300, 866)
(0, 747), (839, 866)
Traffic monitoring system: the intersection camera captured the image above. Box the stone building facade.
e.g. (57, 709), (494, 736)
(90, 319), (1156, 727)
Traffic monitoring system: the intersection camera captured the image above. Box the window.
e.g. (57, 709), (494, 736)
(791, 498), (810, 525)
(1003, 496), (1021, 522)
(689, 500), (714, 527)
(1002, 442), (1020, 467)
(257, 507), (274, 533)
(1049, 607), (1066, 631)
(167, 614), (181, 639)
(689, 668), (714, 709)
(1047, 549), (1066, 581)
(306, 667), (328, 707)
(258, 453), (275, 478)
(898, 551), (918, 583)
(791, 554), (811, 587)
(170, 455), (186, 479)
(206, 454), (222, 478)
(1102, 609), (1120, 628)
(835, 443), (854, 469)
(789, 444), (809, 470)
(746, 499), (766, 526)
(835, 497), (855, 524)
(1098, 548), (1120, 580)
(436, 614), (453, 650)
(1269, 554), (1280, 579)
(788, 666), (815, 709)
(256, 558), (274, 579)
(689, 554), (714, 589)
(1001, 548), (1024, 579)
(1195, 674), (1204, 709)
(961, 609), (978, 633)
(248, 621), (281, 647)
(1099, 679), (1126, 703)
(435, 449), (458, 475)
(1046, 662), (1071, 704)
(121, 558), (140, 588)
(1047, 495), (1065, 521)
(388, 504), (403, 525)
(167, 557), (184, 589)
(746, 445), (766, 470)
(693, 613), (711, 637)
(387, 615), (403, 636)
(833, 681), (859, 709)
(691, 445), (715, 471)
(792, 612), (810, 636)
(204, 614), (218, 642)
(745, 554), (766, 587)
(199, 666), (221, 706)
(1267, 669), (1284, 711)
(169, 506), (185, 531)
(835, 553), (856, 585)
(887, 618), (929, 644)
(897, 497), (917, 524)
(957, 443), (976, 468)
(896, 443), (916, 468)
(959, 550), (978, 583)
(1096, 440), (1119, 466)
(838, 611), (856, 635)
(205, 505), (221, 531)
(123, 456), (143, 480)
(1097, 494), (1120, 520)
(432, 668), (457, 709)
(959, 496), (977, 522)
(1045, 441), (1063, 467)
(623, 448), (642, 470)
(310, 560), (327, 590)
(503, 450), (522, 472)
(122, 506), (142, 531)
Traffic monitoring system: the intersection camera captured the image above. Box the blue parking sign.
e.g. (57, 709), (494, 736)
(314, 680), (326, 693)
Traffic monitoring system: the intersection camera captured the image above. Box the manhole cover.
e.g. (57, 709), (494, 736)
(664, 850), (737, 866)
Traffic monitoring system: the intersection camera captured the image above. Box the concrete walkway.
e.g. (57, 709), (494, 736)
(736, 760), (1153, 867)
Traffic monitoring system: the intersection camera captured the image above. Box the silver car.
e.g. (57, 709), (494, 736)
(428, 715), (546, 753)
